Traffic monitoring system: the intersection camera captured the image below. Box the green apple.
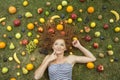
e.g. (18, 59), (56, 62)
(2, 67), (9, 74)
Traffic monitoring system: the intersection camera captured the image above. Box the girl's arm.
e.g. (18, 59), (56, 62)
(69, 40), (96, 64)
(34, 51), (57, 80)
(34, 55), (50, 80)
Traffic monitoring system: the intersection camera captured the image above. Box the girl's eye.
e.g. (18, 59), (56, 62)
(61, 44), (64, 46)
(54, 43), (58, 45)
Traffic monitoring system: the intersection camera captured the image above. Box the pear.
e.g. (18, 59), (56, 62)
(25, 12), (33, 18)
(9, 42), (15, 49)
(22, 67), (28, 74)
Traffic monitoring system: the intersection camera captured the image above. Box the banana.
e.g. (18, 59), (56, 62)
(50, 15), (60, 22)
(110, 10), (120, 22)
(13, 52), (21, 64)
(0, 17), (6, 22)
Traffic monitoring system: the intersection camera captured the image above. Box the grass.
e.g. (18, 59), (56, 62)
(0, 0), (120, 80)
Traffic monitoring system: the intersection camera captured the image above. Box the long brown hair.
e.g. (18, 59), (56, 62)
(38, 21), (80, 55)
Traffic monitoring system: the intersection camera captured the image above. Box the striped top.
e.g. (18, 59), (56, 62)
(48, 63), (72, 80)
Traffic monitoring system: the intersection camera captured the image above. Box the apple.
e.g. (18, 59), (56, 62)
(38, 27), (43, 32)
(71, 13), (77, 20)
(2, 67), (9, 74)
(79, 0), (86, 2)
(37, 8), (43, 14)
(60, 31), (65, 36)
(84, 35), (92, 42)
(93, 42), (99, 48)
(13, 19), (21, 26)
(97, 64), (104, 72)
(48, 28), (55, 34)
(103, 23), (109, 29)
(21, 39), (29, 45)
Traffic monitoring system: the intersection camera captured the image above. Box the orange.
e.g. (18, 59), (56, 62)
(8, 6), (17, 14)
(87, 6), (94, 14)
(66, 5), (73, 13)
(86, 62), (95, 69)
(56, 24), (63, 31)
(0, 41), (6, 49)
(10, 77), (16, 80)
(26, 63), (34, 70)
(27, 23), (35, 30)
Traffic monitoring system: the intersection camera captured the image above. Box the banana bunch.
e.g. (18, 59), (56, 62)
(110, 10), (120, 22)
(26, 41), (37, 54)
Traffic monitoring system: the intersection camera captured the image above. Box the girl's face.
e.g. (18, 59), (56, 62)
(52, 39), (67, 54)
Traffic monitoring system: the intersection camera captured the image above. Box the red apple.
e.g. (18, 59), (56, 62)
(93, 42), (99, 48)
(84, 35), (92, 42)
(21, 39), (29, 45)
(60, 31), (65, 36)
(103, 23), (109, 29)
(37, 8), (43, 14)
(97, 64), (104, 72)
(79, 0), (86, 2)
(38, 27), (43, 32)
(71, 13), (77, 20)
(48, 28), (55, 34)
(13, 19), (21, 27)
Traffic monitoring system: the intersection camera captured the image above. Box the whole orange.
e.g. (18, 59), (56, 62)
(10, 77), (16, 80)
(8, 6), (17, 14)
(56, 24), (63, 31)
(66, 5), (73, 13)
(0, 41), (6, 49)
(27, 23), (35, 30)
(86, 62), (95, 69)
(26, 63), (34, 70)
(87, 6), (94, 14)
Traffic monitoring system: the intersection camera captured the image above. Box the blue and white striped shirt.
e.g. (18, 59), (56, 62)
(48, 63), (72, 80)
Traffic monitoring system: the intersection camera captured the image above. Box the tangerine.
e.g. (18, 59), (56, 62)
(66, 5), (73, 13)
(27, 23), (35, 30)
(87, 6), (94, 14)
(26, 63), (34, 70)
(56, 24), (63, 31)
(86, 62), (95, 69)
(8, 6), (17, 14)
(0, 42), (6, 49)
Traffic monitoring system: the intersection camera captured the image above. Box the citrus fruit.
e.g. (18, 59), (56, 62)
(10, 77), (16, 80)
(0, 41), (6, 49)
(86, 62), (95, 69)
(26, 63), (34, 70)
(27, 23), (35, 30)
(8, 6), (17, 14)
(56, 24), (63, 31)
(66, 5), (73, 13)
(87, 6), (94, 14)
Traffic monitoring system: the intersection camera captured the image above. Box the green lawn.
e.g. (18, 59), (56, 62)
(0, 0), (120, 80)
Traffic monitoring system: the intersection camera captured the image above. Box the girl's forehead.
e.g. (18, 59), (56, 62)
(54, 39), (65, 43)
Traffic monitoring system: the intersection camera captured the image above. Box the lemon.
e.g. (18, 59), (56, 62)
(67, 18), (73, 23)
(90, 22), (96, 28)
(39, 18), (45, 23)
(114, 27), (120, 32)
(7, 26), (12, 31)
(23, 1), (29, 6)
(57, 5), (62, 10)
(33, 39), (39, 44)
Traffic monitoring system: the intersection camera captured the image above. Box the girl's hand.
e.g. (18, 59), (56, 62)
(72, 40), (82, 48)
(47, 51), (57, 62)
